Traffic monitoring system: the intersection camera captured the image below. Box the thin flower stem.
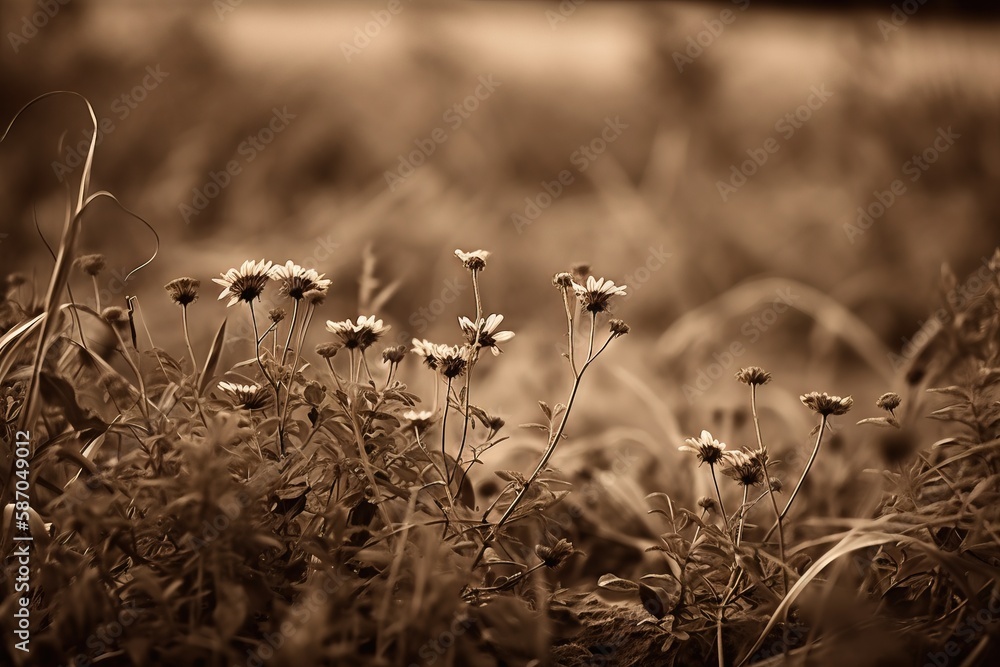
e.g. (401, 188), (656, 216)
(91, 275), (102, 313)
(360, 350), (374, 383)
(181, 305), (199, 387)
(472, 269), (483, 322)
(278, 301), (314, 447)
(750, 385), (788, 594)
(735, 485), (752, 547)
(710, 464), (731, 534)
(280, 299), (300, 366)
(325, 358), (344, 395)
(415, 426), (456, 511)
(440, 376), (454, 492)
(562, 287), (577, 376)
(763, 414), (828, 543)
(450, 350), (478, 487)
(472, 314), (599, 569)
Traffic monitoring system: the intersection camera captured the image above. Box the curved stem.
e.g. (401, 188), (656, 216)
(280, 299), (300, 366)
(440, 376), (454, 493)
(763, 414), (828, 542)
(710, 464), (731, 534)
(181, 305), (199, 387)
(751, 385), (788, 594)
(736, 485), (749, 547)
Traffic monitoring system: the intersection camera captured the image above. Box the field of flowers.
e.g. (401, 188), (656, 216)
(3, 3), (1000, 666)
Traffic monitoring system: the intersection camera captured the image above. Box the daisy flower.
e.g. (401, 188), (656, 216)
(735, 366), (772, 386)
(213, 259), (273, 307)
(164, 277), (200, 306)
(571, 275), (628, 313)
(459, 313), (515, 356)
(411, 338), (439, 370)
(455, 249), (490, 272)
(432, 344), (471, 379)
(269, 260), (332, 300)
(218, 381), (270, 410)
(403, 409), (436, 432)
(721, 449), (764, 487)
(325, 316), (390, 351)
(800, 391), (854, 416)
(678, 430), (728, 466)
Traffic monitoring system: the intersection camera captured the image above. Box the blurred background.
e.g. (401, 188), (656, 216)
(2, 0), (999, 522)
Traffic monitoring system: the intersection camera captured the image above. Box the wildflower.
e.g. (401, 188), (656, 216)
(552, 272), (574, 289)
(800, 391), (854, 417)
(269, 261), (331, 300)
(164, 277), (200, 306)
(768, 476), (783, 493)
(325, 316), (390, 351)
(875, 392), (902, 413)
(382, 345), (407, 364)
(721, 450), (764, 487)
(535, 538), (575, 568)
(403, 409), (436, 432)
(697, 496), (717, 513)
(455, 248), (490, 271)
(269, 308), (286, 324)
(75, 254), (106, 277)
(571, 276), (628, 314)
(609, 319), (630, 338)
(735, 366), (772, 386)
(679, 430), (728, 466)
(411, 338), (439, 370)
(213, 259), (273, 307)
(315, 342), (341, 359)
(218, 381), (270, 410)
(101, 307), (128, 325)
(432, 344), (471, 379)
(459, 313), (515, 356)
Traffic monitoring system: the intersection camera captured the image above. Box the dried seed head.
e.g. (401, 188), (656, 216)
(875, 392), (902, 413)
(768, 476), (783, 493)
(609, 319), (630, 338)
(101, 306), (128, 325)
(269, 308), (286, 324)
(535, 538), (574, 569)
(315, 342), (342, 359)
(800, 391), (854, 417)
(552, 272), (574, 289)
(164, 277), (200, 306)
(735, 366), (772, 386)
(75, 254), (106, 277)
(486, 415), (506, 431)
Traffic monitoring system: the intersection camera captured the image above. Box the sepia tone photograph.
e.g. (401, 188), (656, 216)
(2, 1), (1000, 665)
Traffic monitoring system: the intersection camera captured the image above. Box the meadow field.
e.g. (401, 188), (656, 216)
(1, 2), (1000, 665)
